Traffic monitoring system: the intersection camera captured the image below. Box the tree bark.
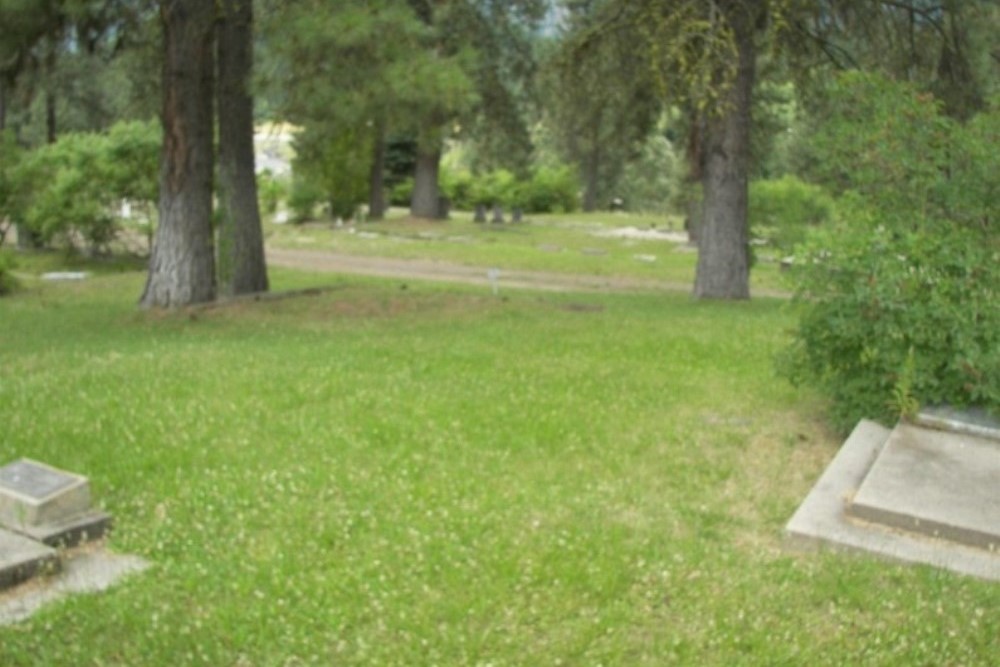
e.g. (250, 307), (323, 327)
(693, 2), (757, 300)
(368, 119), (387, 220)
(141, 0), (217, 308)
(582, 148), (600, 212)
(216, 0), (268, 297)
(45, 38), (57, 145)
(410, 147), (441, 219)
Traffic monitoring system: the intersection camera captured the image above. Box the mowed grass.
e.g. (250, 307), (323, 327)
(264, 209), (789, 294)
(1, 259), (997, 666)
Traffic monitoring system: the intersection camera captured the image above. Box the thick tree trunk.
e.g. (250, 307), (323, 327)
(693, 3), (757, 300)
(1, 78), (7, 131)
(141, 0), (217, 308)
(45, 40), (57, 145)
(368, 119), (387, 220)
(216, 0), (268, 297)
(410, 148), (441, 219)
(582, 149), (600, 212)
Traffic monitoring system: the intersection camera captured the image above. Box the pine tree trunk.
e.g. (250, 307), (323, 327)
(368, 120), (387, 221)
(582, 149), (600, 212)
(141, 0), (217, 308)
(45, 39), (57, 145)
(216, 0), (268, 297)
(693, 2), (757, 300)
(410, 148), (441, 219)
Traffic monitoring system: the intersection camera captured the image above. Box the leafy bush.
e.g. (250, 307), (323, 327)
(291, 125), (369, 220)
(4, 121), (159, 251)
(616, 133), (679, 214)
(389, 177), (414, 208)
(288, 178), (326, 223)
(256, 170), (288, 215)
(749, 175), (834, 253)
(439, 165), (578, 214)
(439, 168), (474, 209)
(517, 165), (578, 213)
(780, 74), (1000, 432)
(780, 216), (1000, 432)
(469, 169), (518, 208)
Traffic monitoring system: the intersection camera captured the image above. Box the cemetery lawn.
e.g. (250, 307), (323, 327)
(263, 209), (789, 295)
(1, 258), (998, 666)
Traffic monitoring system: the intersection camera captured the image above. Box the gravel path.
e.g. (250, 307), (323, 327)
(266, 247), (791, 298)
(266, 247), (692, 294)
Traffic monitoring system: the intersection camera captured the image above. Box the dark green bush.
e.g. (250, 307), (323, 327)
(389, 178), (414, 207)
(780, 216), (1000, 432)
(288, 178), (326, 223)
(780, 74), (999, 432)
(291, 125), (369, 220)
(4, 121), (159, 250)
(517, 165), (578, 213)
(257, 170), (288, 215)
(439, 165), (578, 214)
(749, 175), (834, 253)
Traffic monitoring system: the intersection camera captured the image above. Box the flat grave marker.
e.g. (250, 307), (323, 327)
(0, 459), (91, 528)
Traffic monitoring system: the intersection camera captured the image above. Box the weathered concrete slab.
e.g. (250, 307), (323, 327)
(785, 420), (1000, 581)
(0, 459), (91, 528)
(0, 548), (150, 626)
(0, 528), (59, 591)
(13, 509), (112, 548)
(847, 421), (1000, 552)
(915, 405), (1000, 443)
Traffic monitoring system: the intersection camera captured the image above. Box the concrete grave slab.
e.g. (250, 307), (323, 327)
(14, 509), (112, 548)
(785, 419), (1000, 582)
(0, 528), (59, 591)
(0, 459), (91, 528)
(0, 459), (111, 548)
(915, 405), (1000, 442)
(846, 421), (1000, 552)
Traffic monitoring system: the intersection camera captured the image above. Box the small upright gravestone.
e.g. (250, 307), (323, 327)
(511, 207), (523, 223)
(491, 204), (505, 224)
(474, 204), (487, 223)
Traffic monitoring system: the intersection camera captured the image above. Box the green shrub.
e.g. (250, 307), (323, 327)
(439, 168), (475, 210)
(749, 176), (834, 253)
(780, 217), (1000, 432)
(291, 125), (369, 220)
(518, 165), (579, 213)
(439, 165), (578, 214)
(780, 75), (1000, 432)
(389, 177), (414, 207)
(288, 178), (325, 223)
(4, 121), (159, 250)
(467, 169), (518, 208)
(257, 170), (288, 215)
(616, 133), (679, 214)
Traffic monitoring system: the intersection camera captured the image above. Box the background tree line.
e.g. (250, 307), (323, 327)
(0, 1), (997, 307)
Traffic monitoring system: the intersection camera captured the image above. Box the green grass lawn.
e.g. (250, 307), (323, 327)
(0, 255), (997, 665)
(264, 209), (790, 294)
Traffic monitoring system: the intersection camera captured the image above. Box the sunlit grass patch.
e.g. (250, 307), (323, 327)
(262, 210), (788, 293)
(0, 264), (996, 665)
